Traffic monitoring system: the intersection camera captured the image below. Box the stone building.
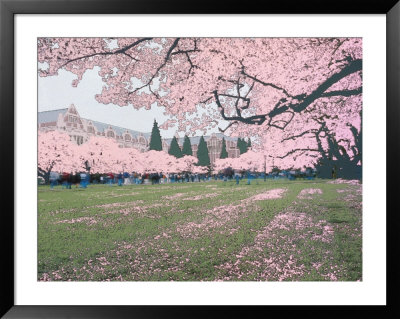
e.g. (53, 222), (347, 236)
(38, 104), (150, 151)
(38, 104), (241, 165)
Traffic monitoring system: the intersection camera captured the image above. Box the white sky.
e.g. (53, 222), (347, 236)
(38, 66), (223, 138)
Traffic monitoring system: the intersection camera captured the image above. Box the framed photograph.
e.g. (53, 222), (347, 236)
(1, 0), (398, 318)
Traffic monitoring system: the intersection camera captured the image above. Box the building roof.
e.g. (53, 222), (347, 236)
(38, 108), (68, 124)
(38, 108), (237, 144)
(38, 108), (151, 138)
(84, 119), (151, 139)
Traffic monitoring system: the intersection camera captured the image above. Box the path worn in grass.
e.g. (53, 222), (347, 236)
(38, 179), (362, 281)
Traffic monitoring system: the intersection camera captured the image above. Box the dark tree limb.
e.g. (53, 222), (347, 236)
(281, 129), (319, 141)
(60, 37), (153, 67)
(276, 148), (321, 159)
(215, 58), (362, 129)
(128, 38), (201, 95)
(240, 68), (292, 98)
(321, 87), (362, 98)
(218, 121), (238, 133)
(213, 90), (267, 125)
(129, 38), (181, 94)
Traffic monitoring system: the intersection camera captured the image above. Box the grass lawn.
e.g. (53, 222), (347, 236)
(38, 179), (362, 281)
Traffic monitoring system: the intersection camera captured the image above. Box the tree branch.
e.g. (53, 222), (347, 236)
(60, 37), (153, 67)
(215, 59), (361, 129)
(128, 38), (182, 95)
(218, 121), (238, 133)
(266, 59), (362, 123)
(277, 148), (321, 159)
(213, 91), (267, 125)
(281, 129), (319, 141)
(241, 67), (292, 98)
(321, 87), (362, 97)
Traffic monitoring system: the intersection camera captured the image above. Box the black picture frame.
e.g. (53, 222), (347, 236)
(1, 0), (399, 318)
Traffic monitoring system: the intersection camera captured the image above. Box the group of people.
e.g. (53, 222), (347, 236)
(49, 171), (90, 189)
(47, 171), (217, 189)
(125, 172), (214, 185)
(46, 168), (314, 189)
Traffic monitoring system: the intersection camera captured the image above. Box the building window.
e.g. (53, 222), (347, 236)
(107, 131), (115, 138)
(68, 115), (78, 123)
(87, 126), (95, 134)
(76, 136), (83, 145)
(125, 134), (131, 141)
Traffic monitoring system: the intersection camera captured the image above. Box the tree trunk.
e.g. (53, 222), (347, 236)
(38, 169), (51, 184)
(316, 159), (361, 180)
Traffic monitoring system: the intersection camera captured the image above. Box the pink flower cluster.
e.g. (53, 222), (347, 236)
(297, 188), (323, 199)
(328, 179), (361, 185)
(183, 193), (219, 201)
(56, 216), (97, 226)
(249, 188), (287, 200)
(162, 193), (185, 200)
(214, 211), (336, 281)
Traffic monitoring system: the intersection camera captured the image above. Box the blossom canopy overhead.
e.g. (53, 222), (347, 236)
(38, 37), (362, 178)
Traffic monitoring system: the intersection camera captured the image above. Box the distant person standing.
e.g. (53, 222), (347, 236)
(85, 173), (90, 187)
(67, 172), (72, 189)
(80, 172), (87, 188)
(61, 172), (69, 189)
(107, 173), (114, 185)
(123, 172), (130, 185)
(247, 171), (251, 185)
(235, 172), (240, 185)
(332, 167), (337, 179)
(72, 172), (79, 188)
(133, 172), (137, 184)
(117, 172), (123, 186)
(49, 171), (59, 189)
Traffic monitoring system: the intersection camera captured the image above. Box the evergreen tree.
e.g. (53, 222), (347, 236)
(237, 138), (242, 153)
(168, 136), (183, 158)
(247, 138), (252, 149)
(182, 135), (193, 156)
(220, 137), (228, 159)
(237, 137), (248, 154)
(149, 119), (163, 151)
(197, 136), (210, 166)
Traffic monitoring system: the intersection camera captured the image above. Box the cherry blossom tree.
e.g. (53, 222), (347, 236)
(192, 165), (208, 174)
(38, 132), (210, 178)
(122, 147), (146, 173)
(214, 150), (274, 173)
(38, 38), (362, 177)
(38, 131), (81, 182)
(174, 155), (198, 173)
(76, 136), (125, 174)
(139, 150), (177, 174)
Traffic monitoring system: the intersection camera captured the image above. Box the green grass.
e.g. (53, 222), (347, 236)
(38, 179), (362, 281)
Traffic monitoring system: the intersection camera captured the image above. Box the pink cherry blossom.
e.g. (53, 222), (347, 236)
(38, 38), (362, 173)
